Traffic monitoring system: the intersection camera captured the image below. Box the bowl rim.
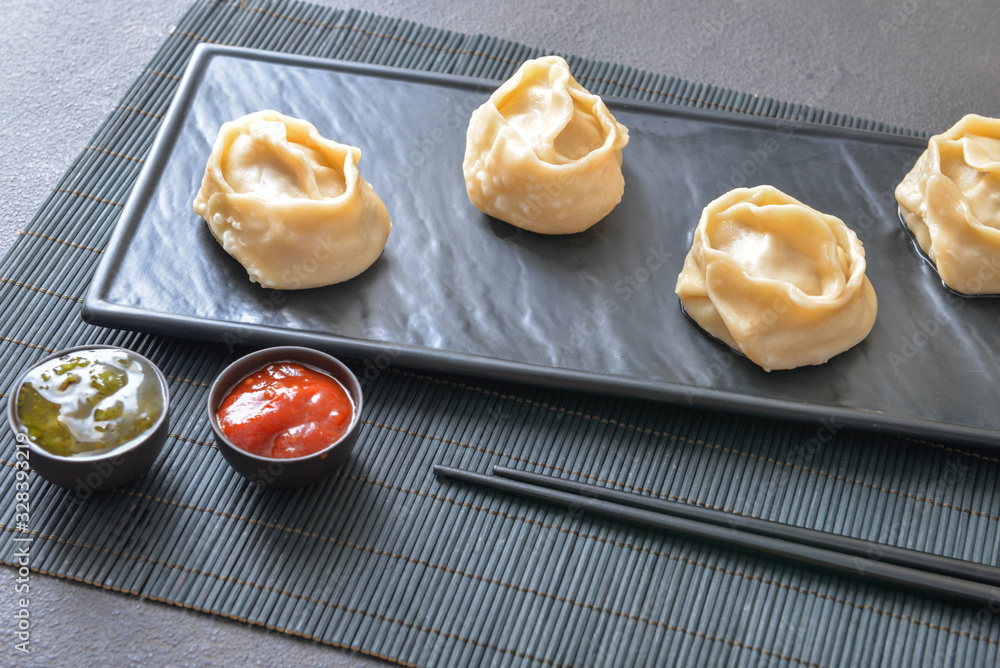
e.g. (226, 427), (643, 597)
(207, 346), (363, 464)
(6, 344), (171, 462)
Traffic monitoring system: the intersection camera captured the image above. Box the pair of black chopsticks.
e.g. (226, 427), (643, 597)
(433, 464), (1000, 609)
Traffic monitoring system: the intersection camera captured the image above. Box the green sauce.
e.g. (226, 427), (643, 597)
(16, 349), (164, 457)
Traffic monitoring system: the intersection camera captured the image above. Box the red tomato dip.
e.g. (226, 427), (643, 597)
(216, 362), (353, 459)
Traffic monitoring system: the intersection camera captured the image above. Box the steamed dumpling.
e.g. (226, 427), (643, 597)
(462, 56), (629, 234)
(193, 110), (391, 289)
(675, 185), (878, 371)
(895, 114), (1000, 294)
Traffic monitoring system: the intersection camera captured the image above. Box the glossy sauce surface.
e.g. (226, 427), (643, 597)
(16, 348), (164, 457)
(216, 361), (353, 459)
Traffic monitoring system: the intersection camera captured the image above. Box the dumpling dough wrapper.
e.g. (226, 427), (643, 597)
(462, 56), (629, 234)
(193, 110), (391, 289)
(675, 185), (878, 372)
(895, 114), (1000, 295)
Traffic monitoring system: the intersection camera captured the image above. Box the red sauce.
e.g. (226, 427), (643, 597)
(216, 362), (353, 459)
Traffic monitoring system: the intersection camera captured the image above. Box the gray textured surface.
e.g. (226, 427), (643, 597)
(1, 0), (998, 665)
(0, 568), (375, 666)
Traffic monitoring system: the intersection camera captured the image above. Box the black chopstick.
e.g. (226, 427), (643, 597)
(433, 464), (1000, 609)
(492, 465), (1000, 589)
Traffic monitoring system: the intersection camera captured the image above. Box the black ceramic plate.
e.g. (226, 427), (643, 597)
(85, 45), (1000, 448)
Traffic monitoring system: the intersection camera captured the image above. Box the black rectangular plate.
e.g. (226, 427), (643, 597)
(84, 45), (1000, 448)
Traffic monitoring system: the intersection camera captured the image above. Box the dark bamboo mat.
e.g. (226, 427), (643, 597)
(2, 1), (999, 665)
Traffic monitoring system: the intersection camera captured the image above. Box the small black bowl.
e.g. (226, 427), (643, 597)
(6, 345), (170, 493)
(207, 346), (362, 488)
